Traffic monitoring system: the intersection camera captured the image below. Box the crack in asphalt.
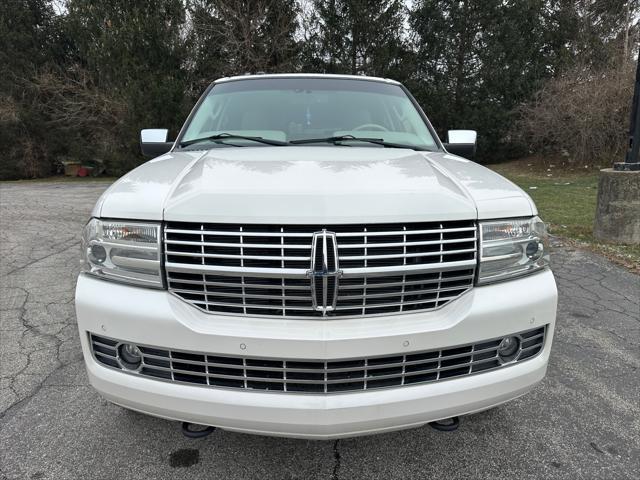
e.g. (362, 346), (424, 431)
(331, 439), (341, 480)
(3, 240), (80, 277)
(0, 184), (103, 426)
(0, 280), (78, 421)
(0, 361), (71, 422)
(0, 281), (82, 421)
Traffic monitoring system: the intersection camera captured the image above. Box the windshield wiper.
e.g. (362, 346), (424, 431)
(289, 135), (427, 150)
(180, 133), (289, 147)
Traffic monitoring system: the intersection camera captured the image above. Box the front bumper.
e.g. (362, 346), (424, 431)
(75, 269), (557, 439)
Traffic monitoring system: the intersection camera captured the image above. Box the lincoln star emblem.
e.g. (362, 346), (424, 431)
(308, 230), (342, 315)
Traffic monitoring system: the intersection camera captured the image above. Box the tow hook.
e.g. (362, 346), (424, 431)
(428, 416), (460, 432)
(181, 422), (216, 439)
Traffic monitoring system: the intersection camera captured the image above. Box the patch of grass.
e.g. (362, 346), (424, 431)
(490, 160), (639, 272)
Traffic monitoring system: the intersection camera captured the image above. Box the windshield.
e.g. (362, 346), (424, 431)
(179, 78), (437, 150)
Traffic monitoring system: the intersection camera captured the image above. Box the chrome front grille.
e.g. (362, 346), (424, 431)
(164, 221), (477, 318)
(90, 326), (546, 394)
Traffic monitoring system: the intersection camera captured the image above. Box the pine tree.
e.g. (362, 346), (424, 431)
(409, 0), (558, 158)
(0, 0), (63, 178)
(64, 0), (189, 171)
(186, 0), (300, 86)
(307, 0), (407, 76)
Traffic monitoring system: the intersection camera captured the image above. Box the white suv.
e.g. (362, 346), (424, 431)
(76, 74), (557, 439)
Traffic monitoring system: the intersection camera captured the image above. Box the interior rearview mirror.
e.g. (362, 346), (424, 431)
(444, 130), (477, 159)
(140, 129), (173, 157)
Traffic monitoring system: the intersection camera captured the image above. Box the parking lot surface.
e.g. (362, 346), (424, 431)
(1, 181), (638, 480)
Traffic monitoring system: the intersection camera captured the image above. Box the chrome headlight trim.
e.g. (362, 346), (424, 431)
(477, 216), (550, 285)
(81, 218), (163, 288)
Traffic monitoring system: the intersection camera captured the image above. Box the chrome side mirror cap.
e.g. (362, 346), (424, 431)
(444, 130), (477, 159)
(140, 129), (173, 157)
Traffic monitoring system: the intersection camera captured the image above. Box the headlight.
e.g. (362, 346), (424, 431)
(478, 216), (549, 285)
(81, 218), (162, 288)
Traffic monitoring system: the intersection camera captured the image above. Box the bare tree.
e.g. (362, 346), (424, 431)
(513, 59), (635, 166)
(188, 0), (300, 79)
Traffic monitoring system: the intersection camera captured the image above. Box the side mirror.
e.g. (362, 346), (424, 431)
(444, 130), (477, 159)
(140, 129), (173, 157)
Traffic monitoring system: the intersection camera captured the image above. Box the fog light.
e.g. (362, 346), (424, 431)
(118, 343), (142, 369)
(497, 336), (519, 361)
(526, 241), (542, 260)
(90, 244), (107, 263)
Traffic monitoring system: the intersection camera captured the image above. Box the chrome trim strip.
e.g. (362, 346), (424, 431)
(169, 288), (311, 301)
(335, 226), (476, 237)
(337, 284), (469, 300)
(340, 237), (477, 249)
(165, 259), (477, 278)
(166, 250), (311, 261)
(164, 226), (476, 238)
(166, 277), (312, 290)
(339, 260), (476, 277)
(165, 238), (476, 250)
(165, 263), (310, 278)
(166, 228), (314, 237)
(164, 239), (311, 249)
(338, 274), (475, 290)
(338, 247), (476, 261)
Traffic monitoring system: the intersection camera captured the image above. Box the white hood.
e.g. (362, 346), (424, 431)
(95, 147), (535, 223)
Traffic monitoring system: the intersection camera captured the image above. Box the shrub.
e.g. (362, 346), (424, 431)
(513, 60), (634, 166)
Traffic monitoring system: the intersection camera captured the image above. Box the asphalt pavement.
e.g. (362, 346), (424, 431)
(0, 181), (638, 480)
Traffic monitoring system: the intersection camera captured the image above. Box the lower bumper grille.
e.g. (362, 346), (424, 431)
(90, 326), (546, 394)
